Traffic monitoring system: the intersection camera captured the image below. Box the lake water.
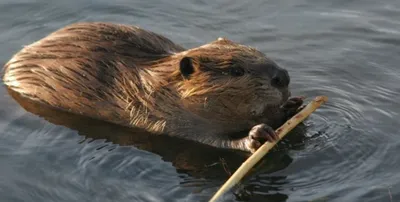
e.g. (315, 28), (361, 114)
(1, 0), (400, 202)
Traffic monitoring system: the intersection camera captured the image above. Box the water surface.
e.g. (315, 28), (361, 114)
(1, 0), (400, 201)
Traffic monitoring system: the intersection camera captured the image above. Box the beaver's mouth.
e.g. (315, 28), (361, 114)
(279, 94), (291, 107)
(277, 90), (291, 107)
(258, 102), (284, 117)
(257, 90), (291, 116)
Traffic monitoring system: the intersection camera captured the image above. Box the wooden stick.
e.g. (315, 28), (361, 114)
(209, 96), (328, 202)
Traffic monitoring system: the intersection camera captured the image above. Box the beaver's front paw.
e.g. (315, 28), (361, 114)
(282, 96), (305, 119)
(246, 124), (279, 153)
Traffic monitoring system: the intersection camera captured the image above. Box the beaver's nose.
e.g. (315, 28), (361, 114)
(271, 68), (290, 88)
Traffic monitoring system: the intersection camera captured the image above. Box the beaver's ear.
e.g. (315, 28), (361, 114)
(179, 57), (195, 79)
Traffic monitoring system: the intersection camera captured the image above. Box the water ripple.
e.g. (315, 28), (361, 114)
(1, 0), (400, 202)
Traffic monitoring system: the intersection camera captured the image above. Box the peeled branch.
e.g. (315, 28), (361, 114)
(209, 96), (328, 202)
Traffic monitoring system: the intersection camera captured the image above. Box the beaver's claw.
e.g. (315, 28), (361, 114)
(246, 124), (279, 153)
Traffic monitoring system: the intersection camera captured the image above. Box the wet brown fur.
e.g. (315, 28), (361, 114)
(2, 22), (291, 152)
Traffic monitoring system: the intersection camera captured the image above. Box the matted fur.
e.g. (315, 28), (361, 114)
(2, 22), (291, 152)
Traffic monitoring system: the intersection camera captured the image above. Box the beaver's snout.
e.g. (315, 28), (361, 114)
(271, 68), (290, 88)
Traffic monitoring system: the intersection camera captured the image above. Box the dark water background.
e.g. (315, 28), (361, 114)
(1, 0), (400, 202)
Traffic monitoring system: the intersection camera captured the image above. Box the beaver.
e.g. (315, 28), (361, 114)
(2, 22), (303, 153)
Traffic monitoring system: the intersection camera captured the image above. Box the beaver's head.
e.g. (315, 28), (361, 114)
(172, 38), (291, 127)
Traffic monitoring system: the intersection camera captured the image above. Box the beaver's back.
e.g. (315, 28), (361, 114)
(2, 22), (186, 126)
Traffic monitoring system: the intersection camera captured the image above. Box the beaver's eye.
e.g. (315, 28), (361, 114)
(230, 67), (245, 77)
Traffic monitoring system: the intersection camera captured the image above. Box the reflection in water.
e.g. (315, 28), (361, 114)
(7, 88), (310, 201)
